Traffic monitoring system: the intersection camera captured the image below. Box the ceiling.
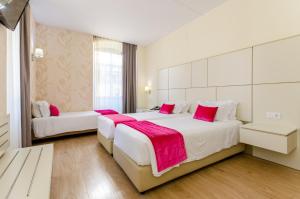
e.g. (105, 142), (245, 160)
(30, 0), (226, 46)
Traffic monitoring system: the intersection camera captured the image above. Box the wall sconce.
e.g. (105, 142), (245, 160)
(145, 86), (151, 94)
(0, 0), (11, 10)
(32, 48), (44, 61)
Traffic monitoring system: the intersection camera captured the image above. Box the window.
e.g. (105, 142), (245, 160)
(93, 37), (123, 113)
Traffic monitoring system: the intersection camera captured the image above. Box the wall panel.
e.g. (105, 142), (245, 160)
(186, 87), (216, 113)
(158, 68), (169, 90)
(169, 64), (191, 89)
(157, 90), (169, 105)
(217, 85), (252, 122)
(208, 48), (252, 86)
(191, 59), (207, 87)
(253, 36), (300, 84)
(169, 89), (186, 102)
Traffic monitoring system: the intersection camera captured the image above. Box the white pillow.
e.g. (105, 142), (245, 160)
(197, 100), (238, 121)
(169, 101), (190, 114)
(32, 102), (42, 118)
(36, 101), (50, 117)
(215, 100), (238, 120)
(226, 100), (238, 120)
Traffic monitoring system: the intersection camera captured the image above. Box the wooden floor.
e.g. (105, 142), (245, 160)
(44, 134), (300, 199)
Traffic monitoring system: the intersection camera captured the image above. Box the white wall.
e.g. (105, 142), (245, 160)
(145, 0), (300, 106)
(0, 25), (7, 115)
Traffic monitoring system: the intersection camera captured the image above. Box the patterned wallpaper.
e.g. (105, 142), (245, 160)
(35, 24), (93, 112)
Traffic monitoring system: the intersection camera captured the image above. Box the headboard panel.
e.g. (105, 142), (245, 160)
(191, 59), (207, 87)
(208, 48), (252, 86)
(158, 68), (169, 90)
(169, 64), (191, 89)
(169, 89), (186, 102)
(157, 47), (253, 122)
(217, 86), (252, 122)
(186, 87), (217, 113)
(157, 90), (169, 106)
(0, 115), (10, 157)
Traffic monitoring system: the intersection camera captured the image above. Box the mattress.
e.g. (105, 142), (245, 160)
(97, 111), (190, 139)
(114, 116), (242, 177)
(32, 111), (99, 138)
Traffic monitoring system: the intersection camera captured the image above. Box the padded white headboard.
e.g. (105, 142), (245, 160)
(157, 48), (253, 122)
(0, 115), (9, 157)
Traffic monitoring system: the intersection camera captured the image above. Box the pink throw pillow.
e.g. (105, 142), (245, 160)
(193, 105), (218, 122)
(159, 104), (175, 114)
(50, 104), (60, 116)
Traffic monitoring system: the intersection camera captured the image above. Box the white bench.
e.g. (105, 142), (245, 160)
(0, 115), (53, 199)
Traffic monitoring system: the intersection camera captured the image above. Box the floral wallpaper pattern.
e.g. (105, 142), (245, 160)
(35, 24), (93, 112)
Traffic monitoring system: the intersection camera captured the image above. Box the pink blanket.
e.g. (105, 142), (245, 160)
(123, 121), (187, 172)
(104, 114), (136, 126)
(95, 109), (119, 115)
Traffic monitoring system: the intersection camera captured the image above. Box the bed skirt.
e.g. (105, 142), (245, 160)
(32, 129), (96, 140)
(97, 131), (113, 154)
(113, 143), (245, 192)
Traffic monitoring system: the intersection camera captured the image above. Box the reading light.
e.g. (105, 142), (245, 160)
(145, 86), (151, 94)
(0, 0), (11, 10)
(32, 48), (44, 61)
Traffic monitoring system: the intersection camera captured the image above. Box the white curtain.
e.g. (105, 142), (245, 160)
(93, 37), (123, 113)
(7, 25), (22, 149)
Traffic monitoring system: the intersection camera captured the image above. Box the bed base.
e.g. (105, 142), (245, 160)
(32, 129), (97, 141)
(97, 131), (113, 154)
(113, 143), (245, 192)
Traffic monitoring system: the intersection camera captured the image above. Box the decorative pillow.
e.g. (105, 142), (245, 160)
(159, 104), (175, 114)
(37, 101), (51, 117)
(32, 102), (42, 118)
(50, 104), (60, 116)
(193, 105), (218, 122)
(198, 100), (238, 121)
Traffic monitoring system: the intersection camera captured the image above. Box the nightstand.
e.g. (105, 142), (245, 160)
(240, 123), (297, 154)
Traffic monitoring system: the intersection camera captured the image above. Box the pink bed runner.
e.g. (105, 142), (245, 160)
(104, 114), (137, 126)
(123, 120), (187, 172)
(94, 109), (119, 115)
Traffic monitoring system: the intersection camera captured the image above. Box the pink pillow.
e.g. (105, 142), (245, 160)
(50, 104), (60, 116)
(159, 104), (175, 114)
(193, 105), (218, 122)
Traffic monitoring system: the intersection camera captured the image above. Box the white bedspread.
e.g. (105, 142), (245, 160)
(97, 111), (190, 139)
(32, 111), (99, 138)
(114, 116), (242, 177)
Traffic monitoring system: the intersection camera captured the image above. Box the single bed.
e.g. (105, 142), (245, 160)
(32, 111), (99, 139)
(97, 111), (190, 154)
(113, 116), (245, 192)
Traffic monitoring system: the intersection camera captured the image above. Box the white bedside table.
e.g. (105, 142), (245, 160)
(240, 123), (297, 154)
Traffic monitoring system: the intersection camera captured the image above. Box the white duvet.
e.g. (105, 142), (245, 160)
(32, 111), (99, 138)
(114, 116), (241, 177)
(97, 111), (190, 139)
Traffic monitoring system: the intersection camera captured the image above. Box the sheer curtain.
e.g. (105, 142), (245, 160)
(93, 37), (123, 113)
(7, 24), (22, 149)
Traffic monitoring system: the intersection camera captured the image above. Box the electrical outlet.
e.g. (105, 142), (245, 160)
(273, 112), (281, 119)
(266, 112), (281, 120)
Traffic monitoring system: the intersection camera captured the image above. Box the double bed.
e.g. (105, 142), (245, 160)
(113, 116), (245, 192)
(97, 111), (190, 154)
